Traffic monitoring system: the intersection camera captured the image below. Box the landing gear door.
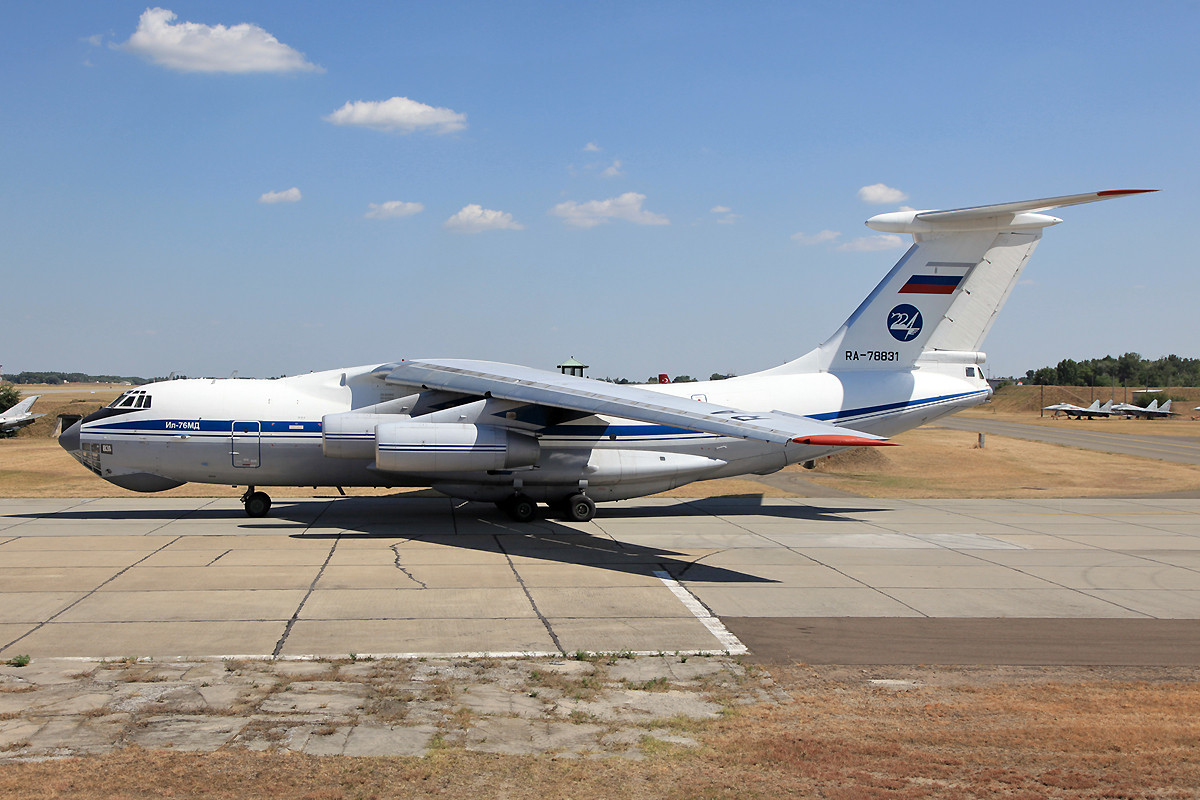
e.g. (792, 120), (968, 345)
(232, 421), (261, 468)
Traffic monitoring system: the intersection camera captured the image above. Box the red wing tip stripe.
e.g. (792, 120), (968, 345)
(792, 435), (898, 447)
(1097, 189), (1157, 196)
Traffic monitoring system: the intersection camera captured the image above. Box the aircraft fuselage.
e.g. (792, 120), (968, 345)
(62, 363), (988, 502)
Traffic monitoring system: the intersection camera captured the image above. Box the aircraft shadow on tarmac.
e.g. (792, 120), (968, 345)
(7, 495), (892, 585)
(294, 514), (780, 586)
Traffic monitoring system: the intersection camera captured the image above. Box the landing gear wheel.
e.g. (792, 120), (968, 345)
(564, 493), (596, 522)
(502, 493), (537, 523)
(244, 491), (271, 518)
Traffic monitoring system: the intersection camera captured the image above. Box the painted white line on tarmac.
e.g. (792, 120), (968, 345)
(654, 569), (747, 655)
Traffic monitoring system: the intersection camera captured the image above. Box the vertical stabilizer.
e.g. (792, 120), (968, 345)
(763, 190), (1155, 375)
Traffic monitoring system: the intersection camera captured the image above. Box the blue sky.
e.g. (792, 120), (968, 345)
(3, 2), (1195, 381)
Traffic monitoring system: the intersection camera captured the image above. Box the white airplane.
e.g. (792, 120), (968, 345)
(1043, 399), (1116, 419)
(59, 189), (1154, 521)
(1114, 398), (1176, 419)
(0, 395), (44, 433)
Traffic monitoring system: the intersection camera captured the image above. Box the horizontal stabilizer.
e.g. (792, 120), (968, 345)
(868, 190), (1156, 235)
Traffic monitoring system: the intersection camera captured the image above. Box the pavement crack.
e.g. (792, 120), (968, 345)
(205, 549), (232, 567)
(389, 544), (427, 588)
(494, 534), (565, 656)
(0, 535), (184, 654)
(272, 534), (340, 658)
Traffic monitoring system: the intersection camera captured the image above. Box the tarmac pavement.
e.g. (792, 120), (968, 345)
(2, 495), (1199, 664)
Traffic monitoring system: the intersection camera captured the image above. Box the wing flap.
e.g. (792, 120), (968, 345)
(380, 359), (890, 448)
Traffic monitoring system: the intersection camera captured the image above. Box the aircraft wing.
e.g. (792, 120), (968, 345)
(377, 359), (894, 448)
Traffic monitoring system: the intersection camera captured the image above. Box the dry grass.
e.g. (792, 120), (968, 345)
(798, 425), (1200, 498)
(3, 667), (1199, 798)
(659, 423), (1200, 499)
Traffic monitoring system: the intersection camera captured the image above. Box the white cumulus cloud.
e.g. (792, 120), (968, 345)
(443, 204), (523, 234)
(118, 7), (322, 73)
(857, 183), (909, 205)
(837, 234), (906, 252)
(365, 200), (424, 220)
(551, 192), (669, 229)
(325, 97), (466, 134)
(583, 142), (601, 152)
(710, 205), (741, 225)
(791, 230), (841, 246)
(259, 187), (301, 204)
(602, 159), (624, 178)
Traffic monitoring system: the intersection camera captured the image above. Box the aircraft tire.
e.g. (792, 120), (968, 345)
(503, 494), (537, 523)
(245, 491), (271, 518)
(564, 493), (596, 522)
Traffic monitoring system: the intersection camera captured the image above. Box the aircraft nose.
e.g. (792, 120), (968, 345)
(59, 420), (81, 453)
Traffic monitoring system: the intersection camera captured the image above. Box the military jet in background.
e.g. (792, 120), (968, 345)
(0, 395), (44, 433)
(1114, 399), (1176, 419)
(1044, 399), (1116, 419)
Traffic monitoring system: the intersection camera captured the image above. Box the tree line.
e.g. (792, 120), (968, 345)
(3, 371), (148, 385)
(1023, 353), (1200, 387)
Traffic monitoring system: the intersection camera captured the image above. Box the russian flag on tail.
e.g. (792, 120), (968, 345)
(898, 275), (963, 294)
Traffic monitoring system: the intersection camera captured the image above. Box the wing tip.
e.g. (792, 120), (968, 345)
(792, 435), (898, 447)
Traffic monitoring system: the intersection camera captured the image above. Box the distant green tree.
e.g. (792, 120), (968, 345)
(1116, 352), (1142, 385)
(672, 375), (698, 383)
(1055, 358), (1081, 385)
(0, 383), (20, 413)
(1025, 353), (1200, 388)
(1029, 367), (1057, 385)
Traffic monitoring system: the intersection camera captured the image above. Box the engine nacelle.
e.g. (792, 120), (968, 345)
(375, 422), (539, 473)
(323, 413), (395, 460)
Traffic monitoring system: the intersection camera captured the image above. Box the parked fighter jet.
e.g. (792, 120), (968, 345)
(59, 189), (1154, 520)
(1044, 400), (1116, 419)
(1114, 399), (1177, 419)
(0, 395), (43, 433)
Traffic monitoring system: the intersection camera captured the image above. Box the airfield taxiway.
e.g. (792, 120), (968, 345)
(937, 416), (1200, 466)
(2, 496), (1198, 666)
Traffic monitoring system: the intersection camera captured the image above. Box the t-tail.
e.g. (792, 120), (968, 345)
(767, 190), (1155, 376)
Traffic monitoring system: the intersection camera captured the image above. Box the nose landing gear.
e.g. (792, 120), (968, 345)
(240, 486), (272, 518)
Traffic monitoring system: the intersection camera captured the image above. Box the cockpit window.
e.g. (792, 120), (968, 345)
(108, 390), (151, 410)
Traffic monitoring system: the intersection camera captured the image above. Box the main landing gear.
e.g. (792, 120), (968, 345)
(496, 492), (597, 523)
(240, 486), (271, 518)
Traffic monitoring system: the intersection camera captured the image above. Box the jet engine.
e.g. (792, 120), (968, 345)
(323, 413), (539, 472)
(375, 422), (539, 473)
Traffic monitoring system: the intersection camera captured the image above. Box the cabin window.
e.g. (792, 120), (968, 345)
(965, 367), (976, 378)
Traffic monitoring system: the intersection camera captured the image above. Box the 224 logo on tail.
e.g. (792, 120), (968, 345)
(887, 304), (923, 341)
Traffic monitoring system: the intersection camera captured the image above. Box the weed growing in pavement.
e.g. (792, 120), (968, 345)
(5, 655), (30, 668)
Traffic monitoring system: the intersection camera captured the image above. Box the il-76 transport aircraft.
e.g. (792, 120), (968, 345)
(60, 189), (1153, 521)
